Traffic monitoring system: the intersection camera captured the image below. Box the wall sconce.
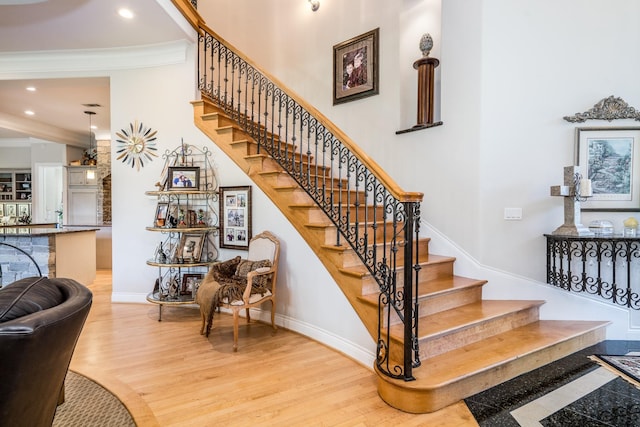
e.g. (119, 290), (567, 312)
(86, 168), (96, 181)
(308, 0), (319, 11)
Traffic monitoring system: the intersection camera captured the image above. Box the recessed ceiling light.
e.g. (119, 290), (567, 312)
(26, 86), (36, 92)
(118, 8), (134, 19)
(24, 110), (34, 116)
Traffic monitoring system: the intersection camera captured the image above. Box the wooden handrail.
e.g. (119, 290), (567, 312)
(170, 0), (422, 204)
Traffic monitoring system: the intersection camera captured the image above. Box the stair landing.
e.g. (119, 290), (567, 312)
(376, 319), (608, 413)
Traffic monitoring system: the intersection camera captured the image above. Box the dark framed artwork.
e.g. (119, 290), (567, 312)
(167, 167), (200, 190)
(219, 186), (252, 250)
(575, 127), (640, 211)
(333, 28), (379, 105)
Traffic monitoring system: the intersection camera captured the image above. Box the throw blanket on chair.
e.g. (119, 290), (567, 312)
(198, 257), (272, 337)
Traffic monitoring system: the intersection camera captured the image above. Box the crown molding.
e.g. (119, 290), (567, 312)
(0, 39), (192, 79)
(0, 111), (86, 146)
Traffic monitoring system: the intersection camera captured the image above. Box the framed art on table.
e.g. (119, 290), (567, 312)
(154, 202), (169, 227)
(333, 28), (379, 105)
(219, 186), (252, 249)
(181, 273), (203, 295)
(176, 233), (205, 262)
(167, 167), (200, 190)
(575, 127), (640, 211)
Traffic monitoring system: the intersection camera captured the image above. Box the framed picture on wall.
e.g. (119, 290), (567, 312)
(333, 28), (379, 105)
(575, 127), (640, 211)
(219, 186), (252, 250)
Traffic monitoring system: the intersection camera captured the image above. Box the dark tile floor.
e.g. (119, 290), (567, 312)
(465, 340), (640, 426)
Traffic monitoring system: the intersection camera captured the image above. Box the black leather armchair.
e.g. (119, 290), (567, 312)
(0, 276), (92, 427)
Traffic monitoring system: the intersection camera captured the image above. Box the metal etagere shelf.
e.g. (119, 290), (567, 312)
(145, 143), (219, 320)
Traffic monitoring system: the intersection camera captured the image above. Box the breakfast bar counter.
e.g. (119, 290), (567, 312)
(0, 226), (97, 286)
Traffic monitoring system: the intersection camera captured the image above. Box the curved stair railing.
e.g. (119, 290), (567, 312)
(180, 4), (422, 380)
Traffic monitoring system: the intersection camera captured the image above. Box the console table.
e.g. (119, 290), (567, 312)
(545, 234), (640, 310)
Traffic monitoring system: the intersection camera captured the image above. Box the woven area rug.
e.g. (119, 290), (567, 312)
(53, 371), (136, 426)
(589, 354), (640, 388)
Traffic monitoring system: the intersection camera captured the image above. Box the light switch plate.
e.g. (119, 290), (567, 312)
(504, 208), (522, 220)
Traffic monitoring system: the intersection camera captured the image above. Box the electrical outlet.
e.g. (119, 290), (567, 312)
(504, 208), (522, 220)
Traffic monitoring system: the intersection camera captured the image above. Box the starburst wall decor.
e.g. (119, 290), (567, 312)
(115, 121), (158, 170)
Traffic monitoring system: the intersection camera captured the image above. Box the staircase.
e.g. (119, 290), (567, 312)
(192, 98), (609, 413)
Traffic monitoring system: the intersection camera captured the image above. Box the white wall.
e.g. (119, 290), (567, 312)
(0, 147), (30, 168)
(201, 0), (640, 341)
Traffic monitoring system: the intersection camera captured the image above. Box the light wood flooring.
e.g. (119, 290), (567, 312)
(69, 270), (479, 426)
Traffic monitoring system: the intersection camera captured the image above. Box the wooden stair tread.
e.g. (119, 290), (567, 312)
(389, 300), (545, 339)
(386, 320), (608, 390)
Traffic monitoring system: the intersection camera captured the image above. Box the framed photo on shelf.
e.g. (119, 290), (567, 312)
(167, 166), (200, 190)
(5, 204), (16, 217)
(219, 186), (252, 250)
(176, 233), (205, 262)
(575, 127), (640, 211)
(17, 204), (30, 217)
(181, 273), (204, 295)
(333, 28), (379, 105)
(154, 202), (169, 227)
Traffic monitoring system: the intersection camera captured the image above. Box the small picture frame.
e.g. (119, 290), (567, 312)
(575, 127), (640, 211)
(181, 273), (204, 295)
(333, 28), (379, 105)
(219, 186), (252, 250)
(5, 204), (16, 217)
(154, 202), (169, 227)
(176, 233), (205, 262)
(167, 167), (200, 190)
(17, 204), (30, 216)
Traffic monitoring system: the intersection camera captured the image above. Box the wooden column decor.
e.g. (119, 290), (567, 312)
(396, 33), (443, 134)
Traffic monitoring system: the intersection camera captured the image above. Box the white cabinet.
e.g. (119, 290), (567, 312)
(68, 167), (97, 186)
(67, 189), (98, 225)
(66, 167), (98, 225)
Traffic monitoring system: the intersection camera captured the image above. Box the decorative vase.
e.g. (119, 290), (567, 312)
(419, 33), (433, 57)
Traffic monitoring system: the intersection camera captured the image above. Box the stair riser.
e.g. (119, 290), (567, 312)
(252, 156), (331, 177)
(277, 187), (367, 206)
(418, 307), (541, 360)
(231, 140), (314, 164)
(201, 112), (236, 129)
(360, 260), (454, 295)
(382, 286), (483, 328)
(325, 239), (430, 269)
(308, 221), (400, 246)
(260, 171), (353, 196)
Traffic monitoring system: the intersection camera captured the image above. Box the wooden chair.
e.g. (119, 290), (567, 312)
(218, 230), (280, 351)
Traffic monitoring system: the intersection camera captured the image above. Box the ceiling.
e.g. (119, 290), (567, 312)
(0, 0), (190, 147)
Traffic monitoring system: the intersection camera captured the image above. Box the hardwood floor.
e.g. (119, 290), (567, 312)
(69, 270), (479, 426)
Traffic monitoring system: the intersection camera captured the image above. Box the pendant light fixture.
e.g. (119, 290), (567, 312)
(84, 110), (97, 179)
